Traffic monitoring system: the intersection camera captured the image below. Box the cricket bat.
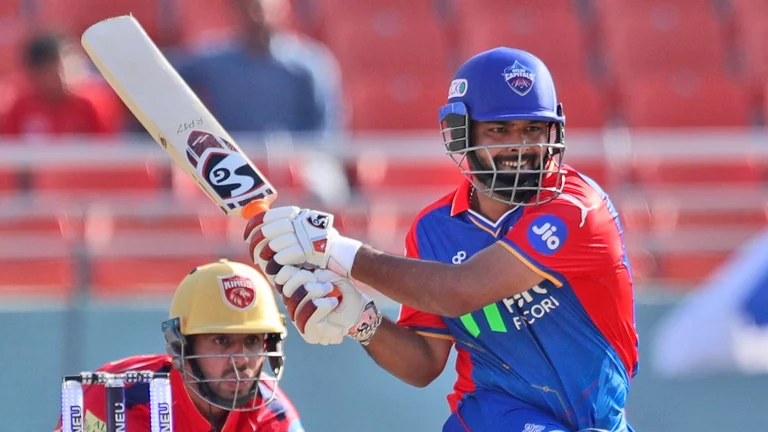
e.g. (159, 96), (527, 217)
(80, 15), (276, 219)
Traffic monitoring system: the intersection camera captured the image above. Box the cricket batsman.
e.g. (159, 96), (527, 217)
(55, 259), (304, 432)
(244, 47), (638, 432)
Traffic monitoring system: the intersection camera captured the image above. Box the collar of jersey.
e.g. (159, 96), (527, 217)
(449, 178), (524, 237)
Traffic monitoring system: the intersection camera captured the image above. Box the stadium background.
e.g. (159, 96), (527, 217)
(0, 0), (766, 430)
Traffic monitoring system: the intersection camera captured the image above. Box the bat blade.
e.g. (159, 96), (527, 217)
(81, 14), (276, 218)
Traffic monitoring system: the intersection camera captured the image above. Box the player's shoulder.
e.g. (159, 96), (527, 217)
(520, 172), (610, 233)
(260, 378), (299, 413)
(408, 186), (461, 232)
(94, 354), (172, 374)
(251, 379), (303, 432)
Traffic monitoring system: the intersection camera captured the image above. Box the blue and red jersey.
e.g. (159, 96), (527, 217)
(54, 354), (303, 432)
(397, 166), (638, 431)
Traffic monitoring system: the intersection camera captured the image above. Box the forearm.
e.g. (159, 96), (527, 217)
(362, 318), (449, 388)
(350, 246), (472, 316)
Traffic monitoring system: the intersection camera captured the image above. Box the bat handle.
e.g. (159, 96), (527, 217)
(241, 199), (271, 220)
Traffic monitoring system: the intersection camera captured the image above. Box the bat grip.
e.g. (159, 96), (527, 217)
(242, 199), (271, 220)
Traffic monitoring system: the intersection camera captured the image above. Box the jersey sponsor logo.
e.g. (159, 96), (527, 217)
(523, 424), (546, 432)
(460, 284), (560, 336)
(527, 215), (568, 255)
(504, 284), (561, 330)
(451, 250), (467, 264)
(219, 274), (258, 311)
(503, 60), (536, 96)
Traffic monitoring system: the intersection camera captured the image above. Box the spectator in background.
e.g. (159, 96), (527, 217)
(174, 0), (344, 135)
(0, 33), (110, 137)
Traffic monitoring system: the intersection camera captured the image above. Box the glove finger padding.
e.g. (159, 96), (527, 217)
(299, 296), (340, 335)
(261, 218), (295, 242)
(273, 265), (300, 292)
(285, 281), (332, 322)
(263, 258), (283, 282)
(274, 243), (308, 266)
(280, 269), (315, 297)
(242, 205), (299, 242)
(249, 237), (271, 279)
(242, 211), (266, 243)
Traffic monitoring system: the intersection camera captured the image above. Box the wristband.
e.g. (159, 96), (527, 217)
(327, 236), (363, 276)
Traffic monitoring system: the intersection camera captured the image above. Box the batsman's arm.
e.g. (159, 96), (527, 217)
(350, 243), (543, 318)
(362, 318), (453, 388)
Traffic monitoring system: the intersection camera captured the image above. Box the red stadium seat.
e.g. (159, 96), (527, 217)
(33, 0), (174, 46)
(454, 0), (593, 82)
(0, 257), (75, 297)
(596, 0), (726, 80)
(354, 155), (464, 196)
(670, 207), (768, 229)
(556, 79), (610, 129)
(0, 212), (82, 236)
(0, 235), (75, 298)
(0, 21), (27, 79)
(629, 157), (762, 188)
(30, 162), (170, 201)
(654, 250), (731, 286)
(0, 0), (21, 18)
(0, 166), (18, 195)
(730, 0), (768, 27)
(566, 158), (613, 190)
(89, 255), (217, 298)
(83, 210), (228, 238)
(174, 0), (238, 45)
(318, 0), (451, 78)
(619, 74), (751, 128)
(87, 230), (229, 298)
(738, 15), (768, 83)
(618, 203), (653, 232)
(347, 74), (449, 131)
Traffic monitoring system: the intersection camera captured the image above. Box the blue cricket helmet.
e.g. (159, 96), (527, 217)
(439, 47), (567, 206)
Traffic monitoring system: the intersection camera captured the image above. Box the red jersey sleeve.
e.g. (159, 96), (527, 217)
(395, 221), (452, 340)
(1, 97), (23, 135)
(255, 384), (304, 431)
(498, 195), (621, 285)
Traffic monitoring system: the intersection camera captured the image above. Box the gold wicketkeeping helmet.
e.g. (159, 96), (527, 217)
(169, 259), (286, 336)
(162, 259), (286, 412)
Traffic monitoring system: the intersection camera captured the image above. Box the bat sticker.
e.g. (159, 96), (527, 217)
(186, 130), (266, 203)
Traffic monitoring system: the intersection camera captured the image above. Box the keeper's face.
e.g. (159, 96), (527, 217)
(192, 333), (266, 399)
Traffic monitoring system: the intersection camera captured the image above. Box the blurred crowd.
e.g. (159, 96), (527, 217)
(1, 0), (765, 139)
(0, 0), (344, 138)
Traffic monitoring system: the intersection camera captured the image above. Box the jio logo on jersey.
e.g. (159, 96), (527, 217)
(527, 215), (568, 255)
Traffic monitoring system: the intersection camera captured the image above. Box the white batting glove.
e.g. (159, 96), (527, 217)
(273, 266), (382, 346)
(244, 206), (362, 279)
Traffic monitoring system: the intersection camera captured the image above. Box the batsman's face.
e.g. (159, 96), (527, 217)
(193, 334), (266, 398)
(472, 120), (549, 173)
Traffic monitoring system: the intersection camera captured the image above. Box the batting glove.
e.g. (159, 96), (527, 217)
(273, 266), (382, 346)
(244, 206), (362, 279)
